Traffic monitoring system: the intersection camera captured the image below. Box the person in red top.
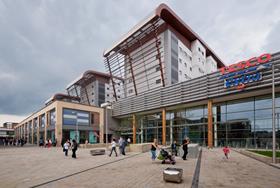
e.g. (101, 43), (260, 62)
(223, 146), (230, 159)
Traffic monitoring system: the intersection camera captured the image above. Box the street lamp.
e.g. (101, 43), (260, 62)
(272, 63), (276, 163)
(101, 102), (112, 150)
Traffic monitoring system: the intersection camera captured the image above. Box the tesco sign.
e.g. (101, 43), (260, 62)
(219, 53), (272, 89)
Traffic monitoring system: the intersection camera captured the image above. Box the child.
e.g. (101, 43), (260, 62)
(109, 138), (118, 157)
(223, 146), (230, 159)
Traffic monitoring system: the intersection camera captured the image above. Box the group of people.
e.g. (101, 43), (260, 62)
(109, 137), (130, 157)
(62, 139), (78, 158)
(151, 137), (231, 161)
(1, 138), (26, 147)
(151, 137), (190, 161)
(39, 138), (56, 148)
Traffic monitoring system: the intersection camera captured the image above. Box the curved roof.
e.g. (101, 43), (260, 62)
(66, 70), (123, 89)
(45, 93), (80, 105)
(104, 3), (224, 67)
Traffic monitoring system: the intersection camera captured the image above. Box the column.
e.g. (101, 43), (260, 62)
(140, 118), (143, 144)
(208, 100), (213, 148)
(132, 114), (137, 144)
(31, 119), (34, 144)
(162, 108), (166, 146)
(170, 112), (173, 143)
(37, 117), (40, 146)
(44, 112), (47, 142)
(99, 109), (104, 144)
(55, 104), (63, 146)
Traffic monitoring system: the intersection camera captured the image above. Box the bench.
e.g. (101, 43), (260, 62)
(90, 149), (106, 156)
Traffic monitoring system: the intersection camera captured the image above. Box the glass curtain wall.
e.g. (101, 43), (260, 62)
(214, 94), (280, 148)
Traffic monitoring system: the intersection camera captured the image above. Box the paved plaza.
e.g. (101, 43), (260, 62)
(0, 147), (279, 188)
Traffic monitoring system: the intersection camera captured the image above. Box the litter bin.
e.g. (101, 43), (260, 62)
(163, 167), (183, 183)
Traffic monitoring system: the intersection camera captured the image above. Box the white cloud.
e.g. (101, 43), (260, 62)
(0, 114), (26, 127)
(0, 0), (280, 115)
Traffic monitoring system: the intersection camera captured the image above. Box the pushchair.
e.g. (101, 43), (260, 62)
(158, 149), (176, 165)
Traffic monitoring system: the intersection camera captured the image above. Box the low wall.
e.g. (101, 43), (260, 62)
(129, 143), (152, 153)
(79, 143), (106, 149)
(178, 144), (199, 158)
(237, 149), (280, 163)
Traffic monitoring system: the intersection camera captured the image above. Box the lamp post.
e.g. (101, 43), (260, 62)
(272, 63), (276, 163)
(101, 102), (112, 150)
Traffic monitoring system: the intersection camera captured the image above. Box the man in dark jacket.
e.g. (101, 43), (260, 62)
(72, 139), (78, 158)
(182, 137), (190, 160)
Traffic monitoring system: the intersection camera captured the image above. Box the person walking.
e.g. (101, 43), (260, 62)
(182, 137), (190, 160)
(223, 145), (230, 159)
(109, 138), (118, 157)
(48, 139), (52, 148)
(118, 137), (126, 155)
(151, 139), (158, 161)
(39, 138), (44, 148)
(63, 140), (70, 156)
(171, 140), (179, 156)
(71, 139), (78, 158)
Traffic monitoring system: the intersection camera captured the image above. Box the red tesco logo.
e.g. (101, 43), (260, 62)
(220, 53), (272, 75)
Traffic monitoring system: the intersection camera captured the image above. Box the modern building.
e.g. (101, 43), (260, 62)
(14, 94), (105, 145)
(2, 122), (18, 129)
(0, 122), (17, 145)
(104, 3), (224, 99)
(66, 70), (124, 107)
(104, 4), (280, 149)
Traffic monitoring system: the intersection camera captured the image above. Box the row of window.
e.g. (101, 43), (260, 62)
(198, 47), (205, 56)
(179, 47), (192, 61)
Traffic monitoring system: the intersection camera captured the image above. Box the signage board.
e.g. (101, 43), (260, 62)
(219, 53), (272, 89)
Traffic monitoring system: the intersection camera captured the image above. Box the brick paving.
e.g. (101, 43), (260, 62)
(199, 148), (280, 188)
(1, 146), (280, 188)
(0, 147), (196, 188)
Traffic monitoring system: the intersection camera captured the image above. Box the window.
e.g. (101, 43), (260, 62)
(179, 70), (182, 75)
(156, 66), (160, 72)
(199, 68), (204, 74)
(92, 99), (94, 102)
(190, 67), (192, 71)
(128, 89), (133, 94)
(179, 58), (182, 64)
(202, 51), (204, 56)
(198, 47), (201, 52)
(117, 89), (120, 92)
(184, 63), (187, 68)
(128, 79), (132, 83)
(118, 96), (120, 98)
(107, 87), (109, 90)
(156, 79), (161, 84)
(107, 94), (109, 97)
(118, 83), (121, 86)
(92, 92), (94, 95)
(189, 56), (192, 61)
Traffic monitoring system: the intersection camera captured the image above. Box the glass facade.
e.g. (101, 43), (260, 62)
(214, 95), (280, 148)
(50, 109), (56, 126)
(119, 94), (280, 148)
(63, 108), (90, 126)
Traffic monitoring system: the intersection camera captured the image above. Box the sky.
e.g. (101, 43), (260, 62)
(0, 0), (280, 125)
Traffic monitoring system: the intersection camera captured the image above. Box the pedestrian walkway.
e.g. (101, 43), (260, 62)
(0, 147), (197, 188)
(199, 148), (280, 188)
